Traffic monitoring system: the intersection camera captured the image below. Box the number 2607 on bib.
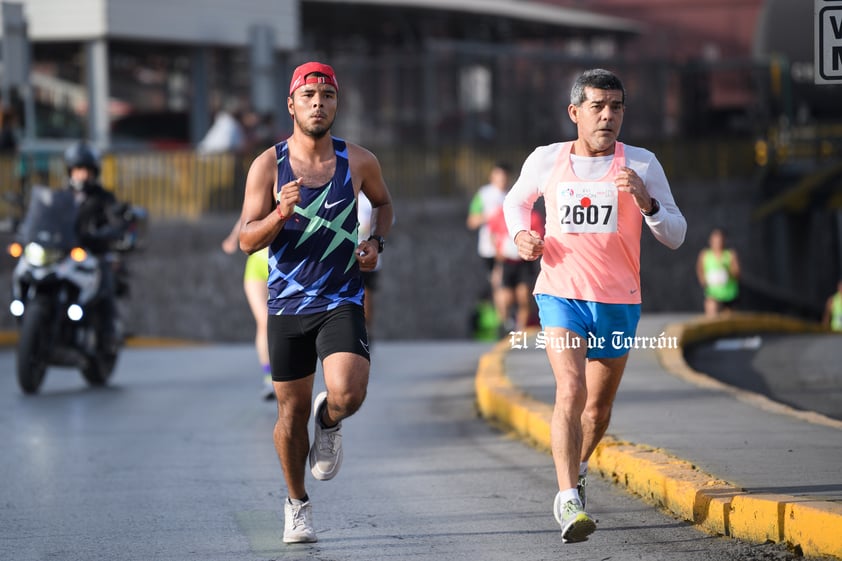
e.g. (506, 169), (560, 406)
(556, 181), (618, 234)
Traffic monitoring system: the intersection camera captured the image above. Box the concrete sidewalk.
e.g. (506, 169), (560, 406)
(475, 313), (842, 560)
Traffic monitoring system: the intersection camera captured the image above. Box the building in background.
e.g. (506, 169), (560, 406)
(2, 0), (838, 152)
(1, 0), (299, 150)
(544, 0), (763, 61)
(2, 0), (644, 151)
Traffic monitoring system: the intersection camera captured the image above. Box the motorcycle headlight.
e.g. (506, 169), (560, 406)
(9, 299), (24, 317)
(67, 304), (84, 321)
(23, 243), (63, 267)
(23, 243), (46, 266)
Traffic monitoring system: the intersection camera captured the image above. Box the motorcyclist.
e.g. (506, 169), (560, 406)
(63, 141), (127, 350)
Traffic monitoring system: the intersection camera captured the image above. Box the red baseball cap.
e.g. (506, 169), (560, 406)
(288, 62), (339, 96)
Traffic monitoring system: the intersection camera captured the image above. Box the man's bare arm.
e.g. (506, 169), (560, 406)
(353, 144), (393, 240)
(238, 148), (300, 254)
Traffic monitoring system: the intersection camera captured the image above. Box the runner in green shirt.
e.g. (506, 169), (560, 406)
(696, 228), (740, 317)
(822, 280), (842, 332)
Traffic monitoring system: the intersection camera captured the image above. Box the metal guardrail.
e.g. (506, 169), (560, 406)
(100, 151), (246, 219)
(0, 151), (248, 222)
(0, 139), (759, 223)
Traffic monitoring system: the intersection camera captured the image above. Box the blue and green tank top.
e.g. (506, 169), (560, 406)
(267, 137), (363, 315)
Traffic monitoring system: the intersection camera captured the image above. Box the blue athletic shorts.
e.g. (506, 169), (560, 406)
(534, 294), (641, 359)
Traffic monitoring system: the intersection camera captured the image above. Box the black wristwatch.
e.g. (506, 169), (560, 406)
(368, 235), (385, 253)
(642, 198), (660, 217)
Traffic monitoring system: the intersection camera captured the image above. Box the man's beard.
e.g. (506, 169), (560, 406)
(294, 112), (334, 139)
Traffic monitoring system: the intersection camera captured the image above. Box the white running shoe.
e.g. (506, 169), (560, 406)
(283, 498), (317, 543)
(309, 391), (343, 480)
(554, 495), (596, 543)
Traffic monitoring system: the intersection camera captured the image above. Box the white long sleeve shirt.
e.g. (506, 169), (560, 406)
(504, 142), (686, 250)
(503, 141), (686, 303)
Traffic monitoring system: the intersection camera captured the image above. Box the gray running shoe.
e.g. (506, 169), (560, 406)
(577, 474), (587, 509)
(283, 498), (317, 543)
(554, 495), (596, 543)
(309, 391), (343, 480)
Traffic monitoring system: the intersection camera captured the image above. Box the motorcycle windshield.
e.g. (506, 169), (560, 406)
(18, 186), (80, 250)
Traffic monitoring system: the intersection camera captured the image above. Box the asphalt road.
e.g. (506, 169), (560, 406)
(684, 332), (842, 420)
(0, 341), (815, 561)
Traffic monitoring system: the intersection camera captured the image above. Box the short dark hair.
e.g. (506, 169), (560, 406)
(570, 69), (625, 106)
(493, 162), (512, 174)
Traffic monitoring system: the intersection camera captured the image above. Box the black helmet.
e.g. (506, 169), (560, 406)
(64, 141), (101, 176)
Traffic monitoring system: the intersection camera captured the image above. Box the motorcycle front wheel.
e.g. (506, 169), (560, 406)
(16, 298), (50, 394)
(81, 313), (118, 387)
(81, 350), (117, 387)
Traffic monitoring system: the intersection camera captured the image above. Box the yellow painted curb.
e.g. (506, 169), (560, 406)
(474, 316), (842, 560)
(475, 338), (553, 448)
(656, 313), (842, 430)
(591, 438), (743, 537)
(729, 494), (842, 558)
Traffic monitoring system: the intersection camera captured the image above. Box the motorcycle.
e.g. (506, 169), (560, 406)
(7, 185), (145, 394)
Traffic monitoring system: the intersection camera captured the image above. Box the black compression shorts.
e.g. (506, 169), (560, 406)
(267, 304), (370, 382)
(499, 259), (539, 289)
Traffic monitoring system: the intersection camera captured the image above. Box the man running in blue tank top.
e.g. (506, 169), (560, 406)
(238, 61), (394, 545)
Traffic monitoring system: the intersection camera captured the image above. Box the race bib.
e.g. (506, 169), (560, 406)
(556, 181), (618, 233)
(705, 268), (728, 287)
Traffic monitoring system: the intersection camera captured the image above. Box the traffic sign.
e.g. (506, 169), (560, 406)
(816, 0), (842, 83)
